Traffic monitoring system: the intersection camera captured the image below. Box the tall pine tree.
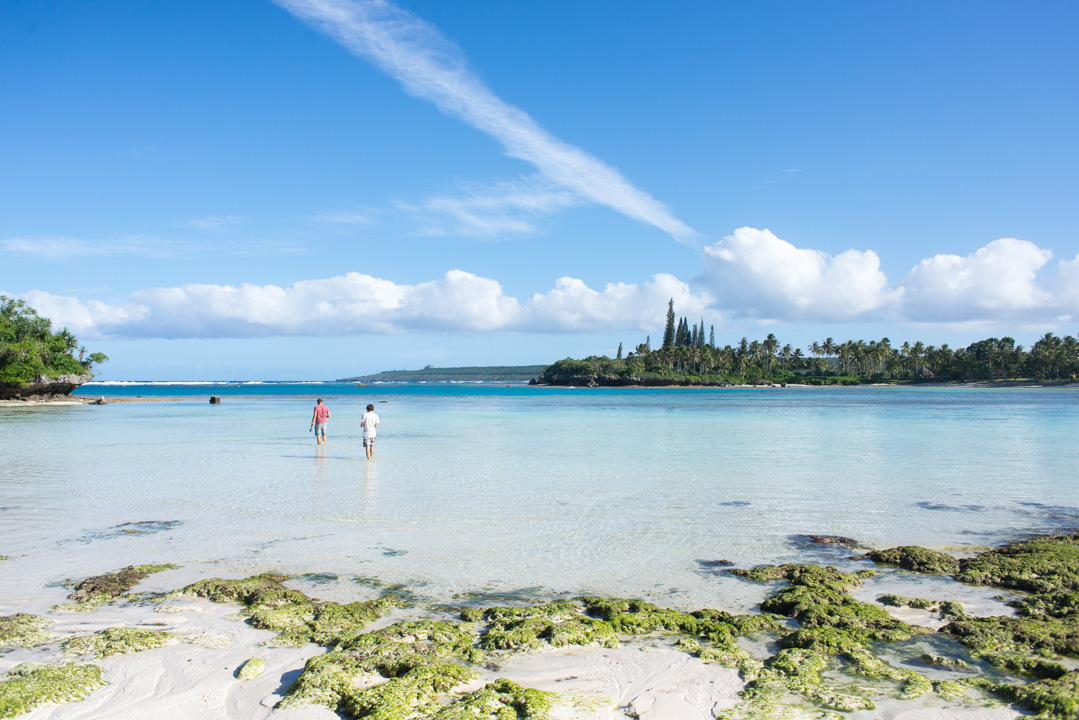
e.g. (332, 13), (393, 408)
(662, 299), (676, 349)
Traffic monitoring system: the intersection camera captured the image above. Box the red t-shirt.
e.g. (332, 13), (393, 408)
(313, 404), (329, 423)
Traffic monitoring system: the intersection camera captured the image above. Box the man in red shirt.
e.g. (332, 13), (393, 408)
(310, 398), (330, 444)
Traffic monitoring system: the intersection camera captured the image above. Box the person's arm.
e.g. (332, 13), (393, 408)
(311, 407), (316, 427)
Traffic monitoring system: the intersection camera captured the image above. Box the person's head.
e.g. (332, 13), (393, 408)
(317, 398), (323, 404)
(367, 404), (374, 411)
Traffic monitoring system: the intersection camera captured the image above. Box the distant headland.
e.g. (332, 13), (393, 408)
(338, 365), (550, 383)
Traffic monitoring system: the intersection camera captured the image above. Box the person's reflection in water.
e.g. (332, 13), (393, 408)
(363, 459), (378, 516)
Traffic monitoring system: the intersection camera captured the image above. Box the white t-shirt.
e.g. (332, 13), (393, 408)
(361, 411), (379, 438)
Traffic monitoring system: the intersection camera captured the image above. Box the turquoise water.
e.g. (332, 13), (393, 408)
(1, 384), (1077, 610)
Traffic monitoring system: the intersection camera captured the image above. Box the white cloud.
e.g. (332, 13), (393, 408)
(402, 177), (579, 237)
(698, 227), (898, 322)
(1056, 254), (1079, 316)
(528, 274), (709, 332)
(2, 236), (174, 261)
(188, 216), (241, 231)
(272, 0), (696, 243)
(900, 238), (1058, 324)
(19, 270), (710, 340)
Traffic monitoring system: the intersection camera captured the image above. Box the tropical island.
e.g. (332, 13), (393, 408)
(538, 300), (1079, 387)
(339, 365), (549, 383)
(0, 296), (108, 399)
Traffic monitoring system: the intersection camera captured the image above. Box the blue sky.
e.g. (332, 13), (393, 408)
(2, 0), (1077, 379)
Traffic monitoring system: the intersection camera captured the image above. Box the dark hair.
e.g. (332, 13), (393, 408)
(367, 404), (374, 411)
(317, 398), (323, 403)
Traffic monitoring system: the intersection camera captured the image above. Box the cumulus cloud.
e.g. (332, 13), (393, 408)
(273, 0), (696, 242)
(19, 271), (711, 340)
(698, 227), (899, 322)
(527, 274), (709, 332)
(900, 238), (1058, 324)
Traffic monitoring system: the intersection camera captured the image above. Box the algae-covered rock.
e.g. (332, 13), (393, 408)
(432, 678), (553, 720)
(743, 564), (927, 652)
(956, 533), (1079, 597)
(942, 614), (1079, 658)
(280, 620), (481, 717)
(0, 614), (53, 648)
(868, 546), (960, 575)
(877, 594), (941, 610)
(236, 656), (265, 680)
(971, 670), (1079, 720)
(180, 573), (406, 646)
(68, 564), (177, 604)
(63, 627), (176, 658)
(0, 662), (107, 718)
(480, 601), (617, 651)
(717, 648), (874, 719)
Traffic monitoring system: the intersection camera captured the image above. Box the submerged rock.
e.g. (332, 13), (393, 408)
(0, 662), (106, 718)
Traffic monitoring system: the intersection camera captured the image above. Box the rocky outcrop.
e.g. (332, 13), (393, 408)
(0, 373), (92, 400)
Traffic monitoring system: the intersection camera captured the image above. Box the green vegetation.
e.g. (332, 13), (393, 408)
(67, 564), (177, 605)
(540, 299), (1079, 386)
(0, 614), (53, 649)
(64, 627), (176, 658)
(338, 365), (549, 383)
(868, 545), (961, 574)
(0, 296), (106, 392)
(179, 573), (406, 646)
(0, 662), (107, 718)
(236, 657), (266, 680)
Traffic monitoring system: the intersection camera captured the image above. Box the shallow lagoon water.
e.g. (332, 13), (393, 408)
(1, 384), (1077, 612)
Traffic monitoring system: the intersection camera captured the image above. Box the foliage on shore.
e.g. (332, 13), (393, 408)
(0, 296), (106, 389)
(539, 299), (1079, 386)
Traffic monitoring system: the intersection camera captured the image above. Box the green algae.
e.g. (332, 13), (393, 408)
(432, 679), (553, 720)
(920, 653), (970, 669)
(0, 662), (107, 718)
(236, 656), (265, 680)
(180, 573), (406, 646)
(63, 627), (176, 658)
(967, 671), (1079, 720)
(717, 648), (874, 719)
(742, 565), (927, 652)
(480, 601), (617, 651)
(280, 620), (481, 718)
(943, 614), (1079, 657)
(868, 546), (960, 574)
(68, 564), (177, 605)
(0, 614), (52, 649)
(955, 533), (1079, 597)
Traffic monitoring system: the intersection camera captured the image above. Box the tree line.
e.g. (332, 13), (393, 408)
(0, 296), (107, 388)
(541, 299), (1079, 385)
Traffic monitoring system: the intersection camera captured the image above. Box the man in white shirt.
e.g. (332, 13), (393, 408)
(361, 403), (380, 459)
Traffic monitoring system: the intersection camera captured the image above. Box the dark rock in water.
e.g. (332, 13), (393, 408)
(91, 397), (108, 405)
(113, 520), (183, 535)
(697, 559), (734, 569)
(791, 534), (861, 548)
(209, 395), (221, 404)
(0, 373), (92, 400)
(69, 564), (177, 604)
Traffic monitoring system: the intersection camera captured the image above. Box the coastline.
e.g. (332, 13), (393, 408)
(3, 535), (1061, 720)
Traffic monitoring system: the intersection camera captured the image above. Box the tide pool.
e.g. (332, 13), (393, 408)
(1, 385), (1076, 611)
